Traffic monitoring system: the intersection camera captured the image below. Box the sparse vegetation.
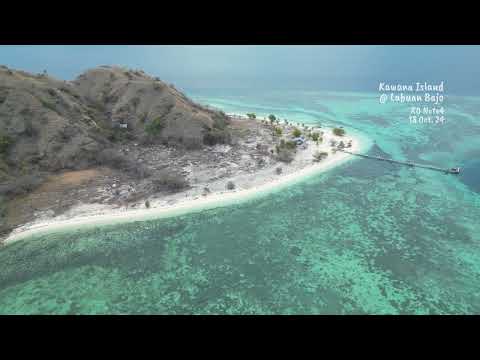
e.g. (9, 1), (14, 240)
(277, 139), (296, 152)
(0, 174), (44, 197)
(182, 137), (203, 150)
(292, 128), (302, 137)
(0, 88), (8, 105)
(203, 128), (231, 146)
(140, 112), (148, 123)
(97, 149), (149, 179)
(313, 151), (329, 162)
(131, 97), (140, 109)
(23, 119), (37, 137)
(212, 113), (229, 130)
(276, 167), (283, 174)
(0, 196), (6, 223)
(226, 181), (235, 190)
(0, 133), (12, 154)
(47, 88), (56, 97)
(0, 66), (280, 238)
(145, 116), (167, 136)
(103, 128), (130, 143)
(97, 149), (131, 168)
(276, 149), (295, 163)
(268, 114), (276, 125)
(152, 171), (189, 193)
(282, 139), (297, 150)
(333, 127), (346, 136)
(274, 138), (297, 163)
(38, 98), (59, 114)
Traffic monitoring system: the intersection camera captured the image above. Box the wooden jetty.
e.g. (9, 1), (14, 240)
(338, 149), (460, 174)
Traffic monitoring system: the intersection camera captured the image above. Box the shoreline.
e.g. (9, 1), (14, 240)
(4, 124), (370, 245)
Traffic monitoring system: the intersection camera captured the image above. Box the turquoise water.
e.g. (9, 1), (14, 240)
(0, 90), (479, 314)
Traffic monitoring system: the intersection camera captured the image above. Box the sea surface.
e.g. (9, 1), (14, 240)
(0, 89), (479, 314)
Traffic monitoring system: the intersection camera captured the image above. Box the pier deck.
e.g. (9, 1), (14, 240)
(338, 149), (460, 174)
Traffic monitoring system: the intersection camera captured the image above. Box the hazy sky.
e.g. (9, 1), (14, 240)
(1, 45), (478, 94)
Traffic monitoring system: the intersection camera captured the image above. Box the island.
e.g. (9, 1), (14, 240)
(0, 65), (361, 244)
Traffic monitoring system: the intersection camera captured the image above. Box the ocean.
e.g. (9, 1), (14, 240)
(0, 88), (479, 314)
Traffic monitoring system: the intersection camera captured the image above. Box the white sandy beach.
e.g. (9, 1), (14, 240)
(4, 120), (369, 245)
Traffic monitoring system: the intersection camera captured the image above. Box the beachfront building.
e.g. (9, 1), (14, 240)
(292, 136), (306, 146)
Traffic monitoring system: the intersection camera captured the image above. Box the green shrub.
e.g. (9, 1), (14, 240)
(212, 113), (229, 130)
(131, 97), (140, 108)
(0, 88), (9, 105)
(140, 112), (148, 123)
(203, 128), (231, 146)
(152, 172), (189, 193)
(277, 138), (296, 151)
(276, 149), (294, 163)
(292, 128), (302, 137)
(97, 149), (149, 179)
(0, 133), (12, 154)
(333, 127), (345, 136)
(274, 127), (283, 136)
(39, 98), (58, 113)
(145, 116), (166, 135)
(285, 141), (297, 150)
(105, 128), (135, 143)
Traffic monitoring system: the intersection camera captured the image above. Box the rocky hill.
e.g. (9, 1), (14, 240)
(0, 65), (230, 180)
(0, 65), (232, 237)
